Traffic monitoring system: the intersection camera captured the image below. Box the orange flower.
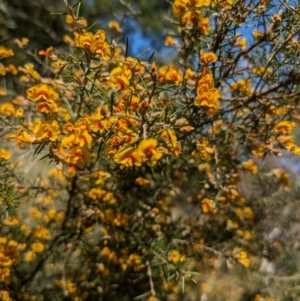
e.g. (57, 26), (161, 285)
(38, 46), (54, 59)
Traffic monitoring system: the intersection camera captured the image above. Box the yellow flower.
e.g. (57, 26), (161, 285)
(234, 37), (247, 49)
(74, 32), (93, 49)
(54, 212), (65, 223)
(159, 129), (177, 149)
(29, 207), (42, 219)
(244, 207), (254, 220)
(65, 14), (74, 24)
(198, 18), (210, 35)
(110, 66), (132, 90)
(185, 68), (196, 80)
(0, 256), (13, 267)
(0, 103), (15, 116)
(21, 37), (29, 47)
(33, 226), (51, 240)
(88, 188), (105, 200)
(47, 209), (56, 220)
(108, 21), (122, 33)
(0, 149), (10, 160)
(31, 242), (44, 253)
(114, 146), (143, 167)
(235, 251), (250, 268)
(242, 159), (258, 174)
(90, 40), (111, 60)
(38, 46), (54, 59)
(33, 120), (61, 142)
(36, 101), (58, 113)
(137, 138), (163, 165)
(165, 35), (176, 46)
(24, 251), (36, 262)
(2, 216), (19, 227)
(0, 290), (13, 301)
(272, 168), (291, 188)
(168, 250), (186, 263)
(65, 146), (91, 169)
(251, 143), (266, 158)
(6, 64), (18, 75)
(15, 107), (24, 118)
(20, 225), (31, 237)
(230, 79), (252, 94)
(159, 66), (183, 84)
(194, 89), (220, 115)
(252, 66), (272, 76)
(200, 52), (218, 64)
(197, 68), (215, 93)
(172, 0), (188, 18)
(273, 121), (296, 134)
(135, 177), (150, 186)
(63, 35), (74, 46)
(201, 198), (214, 213)
(26, 84), (59, 102)
(0, 46), (14, 58)
(253, 30), (264, 39)
(181, 11), (200, 28)
(94, 29), (107, 41)
(193, 0), (212, 7)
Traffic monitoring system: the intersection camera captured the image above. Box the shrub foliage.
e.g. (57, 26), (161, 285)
(1, 0), (300, 300)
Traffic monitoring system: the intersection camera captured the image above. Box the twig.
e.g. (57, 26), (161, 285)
(146, 260), (156, 297)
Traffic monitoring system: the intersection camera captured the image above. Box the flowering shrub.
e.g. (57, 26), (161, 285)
(1, 0), (300, 300)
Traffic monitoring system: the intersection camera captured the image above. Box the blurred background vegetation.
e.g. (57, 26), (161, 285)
(0, 0), (174, 54)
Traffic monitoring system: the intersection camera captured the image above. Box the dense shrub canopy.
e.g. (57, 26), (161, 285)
(1, 0), (300, 300)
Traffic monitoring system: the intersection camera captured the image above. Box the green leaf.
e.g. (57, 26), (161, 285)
(133, 291), (152, 300)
